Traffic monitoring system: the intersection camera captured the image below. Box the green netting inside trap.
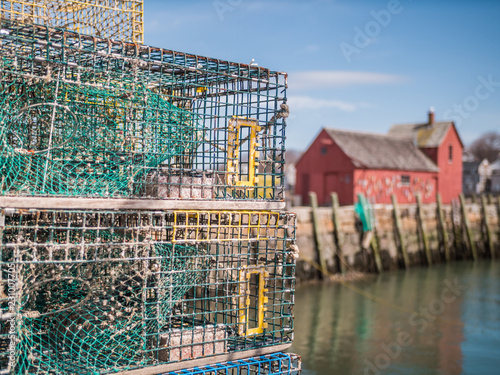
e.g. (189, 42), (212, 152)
(151, 243), (211, 331)
(2, 208), (298, 373)
(10, 239), (208, 374)
(0, 76), (203, 197)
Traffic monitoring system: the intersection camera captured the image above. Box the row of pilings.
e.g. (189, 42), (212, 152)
(293, 193), (499, 281)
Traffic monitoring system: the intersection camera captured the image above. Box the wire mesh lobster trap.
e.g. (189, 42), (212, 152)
(0, 19), (288, 201)
(0, 208), (297, 374)
(164, 352), (301, 375)
(0, 0), (144, 43)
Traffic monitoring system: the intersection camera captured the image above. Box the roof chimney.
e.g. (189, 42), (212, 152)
(428, 107), (435, 124)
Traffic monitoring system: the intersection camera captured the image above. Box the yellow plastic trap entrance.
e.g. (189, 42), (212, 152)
(238, 266), (269, 336)
(170, 210), (280, 243)
(227, 116), (261, 187)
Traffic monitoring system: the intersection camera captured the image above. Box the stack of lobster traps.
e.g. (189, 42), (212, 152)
(0, 4), (300, 374)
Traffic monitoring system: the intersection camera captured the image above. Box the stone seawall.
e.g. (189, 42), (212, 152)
(293, 196), (500, 281)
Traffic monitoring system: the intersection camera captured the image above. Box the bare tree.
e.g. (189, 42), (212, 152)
(468, 131), (500, 162)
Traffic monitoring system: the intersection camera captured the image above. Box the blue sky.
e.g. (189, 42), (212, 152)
(144, 0), (500, 151)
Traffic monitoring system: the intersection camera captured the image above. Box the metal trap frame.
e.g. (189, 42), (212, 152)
(0, 0), (144, 43)
(0, 208), (297, 375)
(0, 18), (288, 201)
(163, 352), (301, 375)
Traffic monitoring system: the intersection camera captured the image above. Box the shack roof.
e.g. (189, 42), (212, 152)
(387, 121), (455, 148)
(324, 128), (439, 172)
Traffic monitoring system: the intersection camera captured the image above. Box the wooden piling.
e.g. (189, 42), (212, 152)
(416, 193), (432, 266)
(436, 193), (450, 262)
(471, 194), (477, 204)
(391, 194), (410, 269)
(487, 194), (493, 205)
(497, 195), (500, 226)
(309, 192), (327, 277)
(331, 193), (345, 274)
(480, 195), (495, 259)
(451, 200), (462, 258)
(371, 227), (383, 273)
(497, 197), (500, 258)
(460, 193), (477, 261)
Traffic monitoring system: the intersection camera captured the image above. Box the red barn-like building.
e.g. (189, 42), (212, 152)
(387, 112), (463, 204)
(295, 112), (463, 206)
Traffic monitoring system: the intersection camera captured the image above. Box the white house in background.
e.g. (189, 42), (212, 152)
(491, 159), (500, 193)
(462, 149), (476, 162)
(462, 159), (491, 194)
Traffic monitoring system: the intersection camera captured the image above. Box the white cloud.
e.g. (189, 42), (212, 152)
(288, 96), (372, 112)
(289, 71), (408, 91)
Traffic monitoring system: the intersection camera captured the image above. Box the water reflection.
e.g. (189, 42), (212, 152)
(290, 261), (500, 375)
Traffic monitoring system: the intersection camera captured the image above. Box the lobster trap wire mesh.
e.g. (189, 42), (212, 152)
(0, 19), (288, 201)
(0, 208), (297, 374)
(164, 352), (301, 375)
(0, 0), (144, 43)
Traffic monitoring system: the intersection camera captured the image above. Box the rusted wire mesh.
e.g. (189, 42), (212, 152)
(0, 208), (297, 374)
(0, 0), (144, 43)
(0, 19), (288, 201)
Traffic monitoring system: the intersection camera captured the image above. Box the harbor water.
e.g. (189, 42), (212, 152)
(289, 260), (500, 375)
